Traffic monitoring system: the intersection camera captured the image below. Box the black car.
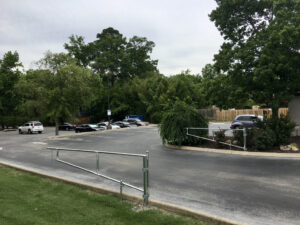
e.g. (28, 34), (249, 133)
(59, 123), (75, 131)
(75, 124), (103, 133)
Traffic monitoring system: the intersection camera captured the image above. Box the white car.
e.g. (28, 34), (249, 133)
(19, 121), (44, 134)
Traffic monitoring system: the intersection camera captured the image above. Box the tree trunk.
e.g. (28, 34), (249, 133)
(272, 106), (279, 121)
(55, 119), (59, 136)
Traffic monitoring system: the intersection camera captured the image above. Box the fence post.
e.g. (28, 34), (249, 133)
(120, 180), (124, 201)
(96, 152), (100, 174)
(243, 128), (247, 151)
(143, 154), (149, 205)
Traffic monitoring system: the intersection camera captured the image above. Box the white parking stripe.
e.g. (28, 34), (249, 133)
(0, 147), (3, 150)
(32, 142), (47, 145)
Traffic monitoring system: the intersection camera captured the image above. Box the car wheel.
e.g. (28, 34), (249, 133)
(28, 129), (32, 134)
(38, 131), (42, 134)
(19, 129), (22, 134)
(66, 127), (69, 131)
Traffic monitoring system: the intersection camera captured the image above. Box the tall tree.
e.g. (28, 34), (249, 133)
(0, 51), (22, 128)
(210, 0), (300, 119)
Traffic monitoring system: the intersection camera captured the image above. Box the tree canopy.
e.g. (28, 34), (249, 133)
(64, 27), (158, 81)
(210, 0), (300, 117)
(0, 51), (22, 128)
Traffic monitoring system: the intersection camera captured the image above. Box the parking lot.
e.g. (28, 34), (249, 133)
(1, 125), (300, 225)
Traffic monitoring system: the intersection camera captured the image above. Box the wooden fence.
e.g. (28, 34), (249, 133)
(215, 108), (288, 121)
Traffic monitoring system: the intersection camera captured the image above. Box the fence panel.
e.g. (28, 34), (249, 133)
(215, 108), (288, 122)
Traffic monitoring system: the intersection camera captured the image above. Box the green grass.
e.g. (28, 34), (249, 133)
(0, 165), (213, 225)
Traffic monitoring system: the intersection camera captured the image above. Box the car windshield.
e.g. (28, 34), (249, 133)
(35, 123), (42, 126)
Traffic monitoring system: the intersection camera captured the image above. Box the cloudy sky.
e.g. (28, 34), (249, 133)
(0, 0), (223, 76)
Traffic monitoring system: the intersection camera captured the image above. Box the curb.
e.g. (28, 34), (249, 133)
(165, 144), (300, 158)
(0, 161), (242, 225)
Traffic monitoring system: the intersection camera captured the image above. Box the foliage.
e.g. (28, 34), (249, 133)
(0, 51), (22, 128)
(65, 27), (158, 81)
(16, 52), (99, 134)
(233, 128), (256, 148)
(201, 64), (251, 109)
(254, 128), (276, 151)
(257, 115), (296, 146)
(210, 0), (300, 118)
(214, 130), (225, 143)
(159, 100), (208, 146)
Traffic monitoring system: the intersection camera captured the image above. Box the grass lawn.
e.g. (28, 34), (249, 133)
(0, 165), (213, 225)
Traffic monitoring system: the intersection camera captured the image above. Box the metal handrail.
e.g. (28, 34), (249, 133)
(46, 147), (149, 205)
(185, 127), (247, 151)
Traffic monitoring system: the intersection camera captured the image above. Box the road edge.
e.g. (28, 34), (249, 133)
(165, 144), (300, 158)
(0, 161), (242, 225)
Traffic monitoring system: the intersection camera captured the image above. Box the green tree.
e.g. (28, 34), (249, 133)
(17, 52), (98, 135)
(201, 64), (250, 109)
(64, 27), (158, 80)
(159, 100), (208, 146)
(64, 35), (93, 67)
(0, 51), (22, 128)
(210, 0), (300, 119)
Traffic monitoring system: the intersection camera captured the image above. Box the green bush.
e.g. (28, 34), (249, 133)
(256, 115), (295, 146)
(233, 128), (256, 148)
(214, 130), (226, 143)
(159, 100), (208, 146)
(254, 128), (276, 150)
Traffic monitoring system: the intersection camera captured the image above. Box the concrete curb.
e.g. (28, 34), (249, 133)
(0, 161), (242, 225)
(165, 144), (300, 158)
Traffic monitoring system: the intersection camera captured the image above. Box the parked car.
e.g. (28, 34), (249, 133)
(123, 118), (149, 126)
(75, 124), (104, 133)
(59, 123), (75, 131)
(18, 121), (44, 134)
(112, 121), (137, 128)
(97, 122), (121, 130)
(230, 115), (263, 129)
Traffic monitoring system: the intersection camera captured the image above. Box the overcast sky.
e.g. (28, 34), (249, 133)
(0, 0), (223, 76)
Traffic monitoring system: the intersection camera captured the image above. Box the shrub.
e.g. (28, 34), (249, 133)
(256, 115), (295, 146)
(159, 100), (208, 146)
(214, 130), (226, 143)
(254, 128), (276, 150)
(233, 128), (256, 148)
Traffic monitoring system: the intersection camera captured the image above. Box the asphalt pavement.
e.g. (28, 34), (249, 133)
(1, 126), (300, 225)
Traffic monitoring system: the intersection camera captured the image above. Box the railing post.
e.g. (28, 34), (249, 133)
(56, 149), (59, 160)
(120, 180), (124, 201)
(143, 154), (149, 205)
(96, 152), (100, 174)
(243, 128), (247, 151)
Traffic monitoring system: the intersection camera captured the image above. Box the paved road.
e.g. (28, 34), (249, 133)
(1, 126), (300, 225)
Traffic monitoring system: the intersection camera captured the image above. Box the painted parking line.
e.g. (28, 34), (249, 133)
(0, 147), (3, 151)
(32, 142), (47, 145)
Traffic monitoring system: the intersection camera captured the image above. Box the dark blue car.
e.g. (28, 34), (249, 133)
(230, 115), (263, 129)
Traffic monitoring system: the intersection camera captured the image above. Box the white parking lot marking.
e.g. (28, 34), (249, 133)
(0, 147), (3, 150)
(32, 142), (47, 145)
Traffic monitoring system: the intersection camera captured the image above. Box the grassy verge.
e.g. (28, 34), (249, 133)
(0, 165), (213, 225)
